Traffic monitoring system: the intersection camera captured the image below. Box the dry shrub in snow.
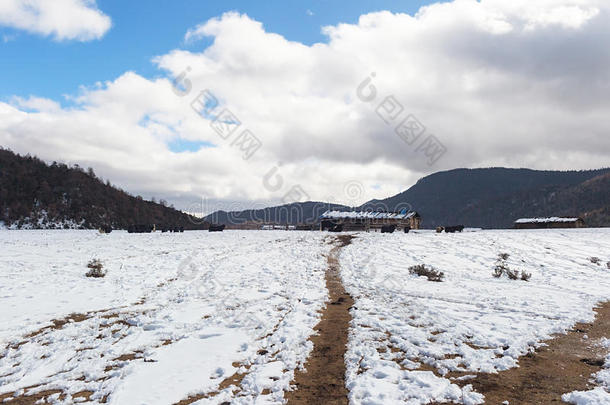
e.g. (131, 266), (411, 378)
(494, 253), (530, 282)
(498, 253), (510, 261)
(86, 259), (105, 278)
(589, 257), (601, 265)
(409, 264), (444, 282)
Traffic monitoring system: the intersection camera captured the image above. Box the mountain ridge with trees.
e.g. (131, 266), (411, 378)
(0, 148), (208, 230)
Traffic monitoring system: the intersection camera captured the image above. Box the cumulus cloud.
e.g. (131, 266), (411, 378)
(1, 0), (609, 210)
(0, 0), (111, 41)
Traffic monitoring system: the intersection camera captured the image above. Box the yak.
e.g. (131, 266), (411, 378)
(444, 225), (465, 233)
(209, 224), (226, 232)
(381, 224), (396, 233)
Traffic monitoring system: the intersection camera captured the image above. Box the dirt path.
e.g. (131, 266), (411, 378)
(444, 301), (610, 404)
(285, 234), (354, 405)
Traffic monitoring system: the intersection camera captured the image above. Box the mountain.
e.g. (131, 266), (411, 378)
(205, 201), (349, 227)
(4, 147), (607, 230)
(0, 148), (208, 230)
(362, 167), (610, 228)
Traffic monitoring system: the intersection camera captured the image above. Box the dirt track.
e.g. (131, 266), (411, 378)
(441, 301), (610, 404)
(285, 235), (354, 405)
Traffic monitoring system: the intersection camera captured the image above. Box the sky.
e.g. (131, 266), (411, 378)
(1, 0), (609, 214)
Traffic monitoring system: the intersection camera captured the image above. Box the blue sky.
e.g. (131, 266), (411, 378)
(1, 0), (440, 102)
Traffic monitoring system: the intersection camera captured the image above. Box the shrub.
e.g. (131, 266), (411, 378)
(86, 259), (106, 278)
(589, 257), (601, 265)
(493, 253), (530, 282)
(607, 262), (610, 270)
(409, 264), (444, 282)
(505, 268), (520, 280)
(492, 266), (504, 278)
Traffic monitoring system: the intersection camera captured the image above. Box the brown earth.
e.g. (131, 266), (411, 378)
(285, 234), (355, 405)
(431, 301), (610, 404)
(0, 390), (64, 405)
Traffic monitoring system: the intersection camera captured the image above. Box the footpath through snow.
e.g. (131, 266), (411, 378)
(1, 229), (610, 404)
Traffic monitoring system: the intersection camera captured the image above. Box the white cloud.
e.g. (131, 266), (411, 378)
(1, 1), (609, 210)
(0, 0), (111, 41)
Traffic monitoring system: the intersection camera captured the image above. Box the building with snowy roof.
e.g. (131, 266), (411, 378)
(320, 210), (421, 231)
(513, 217), (585, 229)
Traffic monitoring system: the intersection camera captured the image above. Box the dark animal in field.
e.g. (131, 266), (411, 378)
(404, 226), (411, 233)
(444, 225), (465, 233)
(436, 226), (445, 233)
(128, 224), (153, 233)
(209, 224), (226, 232)
(99, 226), (112, 234)
(381, 225), (396, 233)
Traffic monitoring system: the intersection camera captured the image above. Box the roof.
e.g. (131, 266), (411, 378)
(321, 210), (418, 220)
(515, 217), (582, 224)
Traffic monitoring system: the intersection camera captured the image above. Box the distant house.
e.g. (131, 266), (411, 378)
(513, 217), (585, 229)
(320, 210), (421, 232)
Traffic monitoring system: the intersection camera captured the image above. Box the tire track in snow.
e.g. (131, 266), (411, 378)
(285, 234), (354, 405)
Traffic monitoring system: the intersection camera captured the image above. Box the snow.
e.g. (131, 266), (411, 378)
(515, 217), (580, 224)
(321, 210), (416, 220)
(340, 228), (610, 404)
(1, 228), (609, 404)
(0, 230), (329, 404)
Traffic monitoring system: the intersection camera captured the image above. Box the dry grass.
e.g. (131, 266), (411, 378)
(86, 259), (105, 278)
(493, 253), (530, 281)
(409, 264), (444, 282)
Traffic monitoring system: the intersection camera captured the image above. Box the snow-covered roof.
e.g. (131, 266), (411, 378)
(320, 210), (417, 220)
(515, 217), (581, 224)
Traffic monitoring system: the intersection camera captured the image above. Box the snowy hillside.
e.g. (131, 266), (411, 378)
(0, 229), (609, 404)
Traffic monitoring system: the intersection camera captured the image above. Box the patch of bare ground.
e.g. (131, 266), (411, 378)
(431, 301), (610, 404)
(285, 234), (355, 405)
(0, 388), (64, 404)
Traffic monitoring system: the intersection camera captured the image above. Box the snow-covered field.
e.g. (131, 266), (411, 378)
(1, 229), (609, 404)
(0, 230), (330, 404)
(341, 229), (610, 404)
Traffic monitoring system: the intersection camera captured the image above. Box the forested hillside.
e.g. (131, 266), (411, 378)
(364, 167), (610, 228)
(0, 148), (207, 230)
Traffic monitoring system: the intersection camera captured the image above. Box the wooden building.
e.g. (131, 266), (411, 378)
(513, 217), (585, 229)
(320, 210), (421, 232)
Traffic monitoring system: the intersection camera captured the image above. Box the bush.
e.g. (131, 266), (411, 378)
(409, 264), (444, 282)
(86, 258), (106, 278)
(589, 257), (601, 265)
(505, 267), (520, 280)
(493, 253), (530, 282)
